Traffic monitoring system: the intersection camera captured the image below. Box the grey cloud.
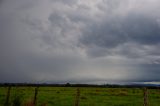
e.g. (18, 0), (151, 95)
(1, 0), (160, 83)
(79, 12), (160, 58)
(80, 19), (127, 48)
(133, 64), (160, 82)
(51, 0), (77, 6)
(49, 13), (67, 27)
(124, 14), (160, 44)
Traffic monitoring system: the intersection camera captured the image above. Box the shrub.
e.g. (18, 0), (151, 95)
(12, 93), (23, 106)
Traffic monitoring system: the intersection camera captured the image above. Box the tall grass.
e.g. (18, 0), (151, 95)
(12, 94), (23, 106)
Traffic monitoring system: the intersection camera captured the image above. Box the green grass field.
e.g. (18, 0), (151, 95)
(0, 87), (160, 106)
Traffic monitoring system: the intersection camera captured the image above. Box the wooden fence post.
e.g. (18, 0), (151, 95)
(5, 86), (11, 106)
(75, 88), (80, 106)
(33, 87), (39, 106)
(143, 87), (148, 106)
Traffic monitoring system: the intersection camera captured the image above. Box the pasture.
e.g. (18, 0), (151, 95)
(0, 87), (160, 106)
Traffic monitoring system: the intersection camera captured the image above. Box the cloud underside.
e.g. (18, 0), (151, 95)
(0, 0), (160, 83)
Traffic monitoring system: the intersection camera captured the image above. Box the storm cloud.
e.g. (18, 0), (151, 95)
(0, 0), (160, 84)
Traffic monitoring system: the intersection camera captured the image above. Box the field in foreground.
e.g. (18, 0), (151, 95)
(0, 87), (160, 106)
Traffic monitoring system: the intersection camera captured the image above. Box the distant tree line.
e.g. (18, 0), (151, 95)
(0, 83), (159, 89)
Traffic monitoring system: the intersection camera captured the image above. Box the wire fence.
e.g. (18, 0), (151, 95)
(0, 86), (160, 106)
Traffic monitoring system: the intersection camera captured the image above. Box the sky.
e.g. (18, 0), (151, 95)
(0, 0), (160, 84)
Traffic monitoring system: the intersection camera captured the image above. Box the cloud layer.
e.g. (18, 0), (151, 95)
(0, 0), (160, 83)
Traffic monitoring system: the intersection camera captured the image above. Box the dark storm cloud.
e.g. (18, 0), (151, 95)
(0, 0), (4, 5)
(0, 0), (160, 84)
(124, 14), (160, 44)
(130, 64), (160, 82)
(80, 13), (160, 57)
(80, 19), (126, 48)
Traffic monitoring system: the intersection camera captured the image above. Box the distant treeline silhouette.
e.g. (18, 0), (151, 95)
(0, 83), (160, 89)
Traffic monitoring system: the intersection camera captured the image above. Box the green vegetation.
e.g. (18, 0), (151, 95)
(0, 87), (160, 106)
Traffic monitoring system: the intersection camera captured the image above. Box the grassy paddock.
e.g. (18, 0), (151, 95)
(0, 87), (160, 106)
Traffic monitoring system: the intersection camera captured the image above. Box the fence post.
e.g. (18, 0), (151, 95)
(143, 87), (148, 106)
(75, 88), (80, 106)
(5, 86), (11, 106)
(33, 87), (39, 106)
